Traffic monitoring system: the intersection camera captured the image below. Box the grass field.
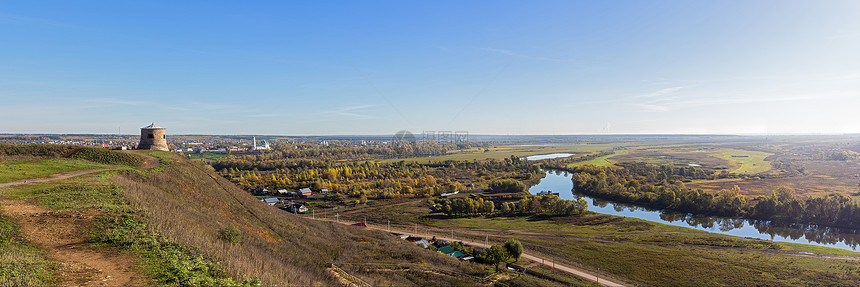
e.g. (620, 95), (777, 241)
(381, 144), (621, 163)
(337, 199), (860, 286)
(713, 149), (773, 174)
(567, 150), (628, 167)
(0, 158), (110, 183)
(186, 151), (235, 161)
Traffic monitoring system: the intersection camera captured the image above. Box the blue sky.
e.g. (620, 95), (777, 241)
(1, 1), (859, 135)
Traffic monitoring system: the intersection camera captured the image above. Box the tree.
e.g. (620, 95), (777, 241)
(489, 179), (526, 193)
(482, 245), (511, 271)
(503, 239), (523, 262)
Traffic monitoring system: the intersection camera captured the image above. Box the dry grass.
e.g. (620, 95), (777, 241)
(113, 152), (489, 286)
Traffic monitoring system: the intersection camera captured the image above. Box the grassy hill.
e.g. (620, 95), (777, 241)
(0, 145), (492, 286)
(113, 151), (490, 286)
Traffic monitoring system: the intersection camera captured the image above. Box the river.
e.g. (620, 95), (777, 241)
(528, 169), (860, 251)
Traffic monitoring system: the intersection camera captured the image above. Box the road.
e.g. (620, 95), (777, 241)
(310, 216), (631, 287)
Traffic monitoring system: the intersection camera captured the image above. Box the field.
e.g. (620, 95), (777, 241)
(0, 158), (109, 183)
(567, 150), (628, 167)
(713, 148), (773, 174)
(186, 151), (235, 161)
(334, 199), (860, 286)
(381, 144), (620, 163)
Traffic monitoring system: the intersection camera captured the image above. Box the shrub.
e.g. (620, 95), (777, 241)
(219, 225), (242, 244)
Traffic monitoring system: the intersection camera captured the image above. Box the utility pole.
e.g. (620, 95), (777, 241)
(312, 209), (315, 219)
(485, 235), (488, 247)
(597, 267), (600, 286)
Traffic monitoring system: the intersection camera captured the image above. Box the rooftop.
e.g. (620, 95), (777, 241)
(141, 122), (165, 129)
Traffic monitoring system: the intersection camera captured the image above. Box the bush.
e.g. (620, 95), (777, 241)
(68, 147), (144, 167)
(219, 225), (243, 244)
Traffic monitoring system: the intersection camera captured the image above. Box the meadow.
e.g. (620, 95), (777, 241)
(567, 150), (627, 167)
(336, 199), (860, 286)
(380, 143), (619, 163)
(0, 158), (109, 183)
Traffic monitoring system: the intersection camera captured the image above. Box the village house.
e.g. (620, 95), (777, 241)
(299, 188), (312, 197)
(261, 198), (279, 206)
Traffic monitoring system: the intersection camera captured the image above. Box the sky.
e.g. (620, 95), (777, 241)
(1, 1), (859, 135)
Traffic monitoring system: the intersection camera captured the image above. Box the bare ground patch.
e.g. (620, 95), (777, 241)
(0, 197), (148, 286)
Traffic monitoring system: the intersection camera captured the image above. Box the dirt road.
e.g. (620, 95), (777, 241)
(0, 169), (111, 188)
(310, 216), (632, 287)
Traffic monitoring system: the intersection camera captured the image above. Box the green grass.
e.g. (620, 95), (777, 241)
(713, 148), (773, 174)
(0, 158), (111, 183)
(341, 199), (860, 286)
(2, 172), (130, 212)
(1, 162), (258, 286)
(186, 152), (235, 161)
(380, 144), (621, 163)
(568, 150), (628, 167)
(68, 147), (144, 167)
(0, 210), (57, 286)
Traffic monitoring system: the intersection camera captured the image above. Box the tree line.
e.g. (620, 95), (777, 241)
(565, 164), (860, 230)
(212, 154), (542, 201)
(428, 194), (588, 217)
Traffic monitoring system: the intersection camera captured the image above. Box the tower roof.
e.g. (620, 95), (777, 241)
(141, 122), (165, 129)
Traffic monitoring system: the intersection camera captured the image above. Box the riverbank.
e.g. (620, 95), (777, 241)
(329, 197), (860, 286)
(529, 169), (860, 252)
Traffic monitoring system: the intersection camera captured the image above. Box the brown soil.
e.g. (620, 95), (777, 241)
(0, 170), (150, 286)
(0, 197), (149, 286)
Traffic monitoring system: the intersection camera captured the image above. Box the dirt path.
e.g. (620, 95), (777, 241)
(123, 150), (160, 170)
(0, 169), (111, 188)
(0, 170), (150, 286)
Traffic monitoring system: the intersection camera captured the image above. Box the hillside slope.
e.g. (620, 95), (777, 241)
(111, 151), (487, 286)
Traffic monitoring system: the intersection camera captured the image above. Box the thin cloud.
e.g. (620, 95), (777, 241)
(479, 48), (575, 63)
(634, 86), (686, 99)
(325, 105), (378, 120)
(636, 103), (670, 112)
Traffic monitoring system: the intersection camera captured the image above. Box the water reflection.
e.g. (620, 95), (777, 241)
(528, 170), (860, 251)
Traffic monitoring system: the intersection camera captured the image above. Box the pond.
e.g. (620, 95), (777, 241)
(528, 169), (860, 251)
(523, 153), (575, 161)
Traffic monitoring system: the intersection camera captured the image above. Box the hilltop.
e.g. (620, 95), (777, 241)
(0, 144), (491, 286)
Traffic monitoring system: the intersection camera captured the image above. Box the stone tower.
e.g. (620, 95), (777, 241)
(138, 123), (169, 151)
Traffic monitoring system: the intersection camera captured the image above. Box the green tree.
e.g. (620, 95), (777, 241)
(503, 239), (523, 262)
(483, 245), (511, 271)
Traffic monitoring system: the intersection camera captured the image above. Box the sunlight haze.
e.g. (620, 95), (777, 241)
(1, 1), (859, 135)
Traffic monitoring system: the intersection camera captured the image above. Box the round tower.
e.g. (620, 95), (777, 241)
(138, 123), (169, 151)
